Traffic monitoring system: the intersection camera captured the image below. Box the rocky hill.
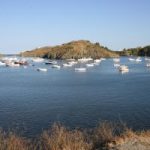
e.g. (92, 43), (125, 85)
(20, 40), (119, 59)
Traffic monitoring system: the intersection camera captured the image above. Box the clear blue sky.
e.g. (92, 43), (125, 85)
(0, 0), (150, 54)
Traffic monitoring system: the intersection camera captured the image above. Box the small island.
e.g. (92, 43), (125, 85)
(20, 40), (119, 59)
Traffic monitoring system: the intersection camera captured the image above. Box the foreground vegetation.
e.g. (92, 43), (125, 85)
(0, 122), (150, 150)
(20, 40), (119, 59)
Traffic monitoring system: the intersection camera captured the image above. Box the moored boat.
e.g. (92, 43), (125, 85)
(129, 58), (135, 61)
(86, 63), (94, 67)
(75, 67), (86, 72)
(146, 63), (150, 67)
(135, 57), (142, 62)
(6, 62), (20, 67)
(37, 68), (48, 72)
(45, 60), (57, 65)
(78, 58), (93, 63)
(51, 65), (61, 69)
(113, 58), (120, 63)
(94, 59), (101, 63)
(118, 65), (129, 73)
(0, 61), (6, 66)
(32, 58), (44, 62)
(63, 63), (73, 67)
(114, 63), (120, 68)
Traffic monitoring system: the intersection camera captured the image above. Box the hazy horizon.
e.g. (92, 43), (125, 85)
(0, 0), (150, 54)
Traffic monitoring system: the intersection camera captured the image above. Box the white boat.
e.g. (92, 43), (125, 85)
(146, 63), (150, 67)
(129, 58), (135, 61)
(37, 68), (48, 72)
(86, 63), (94, 67)
(118, 65), (129, 72)
(114, 63), (120, 67)
(0, 62), (5, 66)
(135, 57), (142, 62)
(145, 57), (150, 61)
(6, 62), (20, 67)
(94, 59), (101, 63)
(78, 58), (93, 63)
(68, 61), (78, 65)
(52, 65), (61, 69)
(63, 63), (73, 67)
(113, 58), (120, 63)
(45, 61), (57, 65)
(1, 57), (18, 62)
(32, 58), (44, 62)
(75, 67), (86, 72)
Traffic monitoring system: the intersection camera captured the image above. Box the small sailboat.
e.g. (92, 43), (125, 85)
(86, 63), (94, 67)
(135, 57), (142, 62)
(145, 57), (150, 61)
(32, 58), (44, 62)
(51, 65), (61, 69)
(6, 62), (20, 67)
(75, 67), (86, 72)
(78, 58), (92, 63)
(118, 65), (129, 73)
(37, 68), (48, 72)
(45, 60), (57, 65)
(0, 62), (5, 66)
(68, 61), (78, 65)
(101, 58), (106, 61)
(146, 63), (150, 67)
(63, 63), (73, 67)
(114, 63), (120, 68)
(94, 59), (101, 63)
(129, 58), (135, 61)
(113, 58), (120, 63)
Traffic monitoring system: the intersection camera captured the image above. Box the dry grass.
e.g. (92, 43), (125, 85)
(40, 123), (92, 150)
(0, 130), (30, 150)
(0, 122), (150, 150)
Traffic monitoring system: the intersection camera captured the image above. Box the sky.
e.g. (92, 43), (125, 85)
(0, 0), (150, 54)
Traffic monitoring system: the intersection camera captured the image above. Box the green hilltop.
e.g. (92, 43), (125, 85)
(20, 40), (119, 59)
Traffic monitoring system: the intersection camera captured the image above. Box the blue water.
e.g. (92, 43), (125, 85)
(0, 57), (150, 137)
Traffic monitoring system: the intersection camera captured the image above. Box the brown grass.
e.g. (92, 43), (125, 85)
(0, 122), (150, 150)
(0, 130), (30, 150)
(40, 123), (92, 150)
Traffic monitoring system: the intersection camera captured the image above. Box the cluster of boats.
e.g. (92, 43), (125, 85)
(0, 57), (28, 67)
(0, 57), (104, 72)
(113, 58), (129, 73)
(44, 57), (105, 72)
(145, 57), (150, 67)
(112, 57), (150, 73)
(1, 56), (150, 73)
(128, 57), (142, 62)
(129, 57), (150, 67)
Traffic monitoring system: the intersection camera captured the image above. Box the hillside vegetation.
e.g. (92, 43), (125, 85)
(119, 45), (150, 56)
(20, 40), (119, 59)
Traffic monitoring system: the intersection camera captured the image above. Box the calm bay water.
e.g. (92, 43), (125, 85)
(0, 57), (150, 137)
